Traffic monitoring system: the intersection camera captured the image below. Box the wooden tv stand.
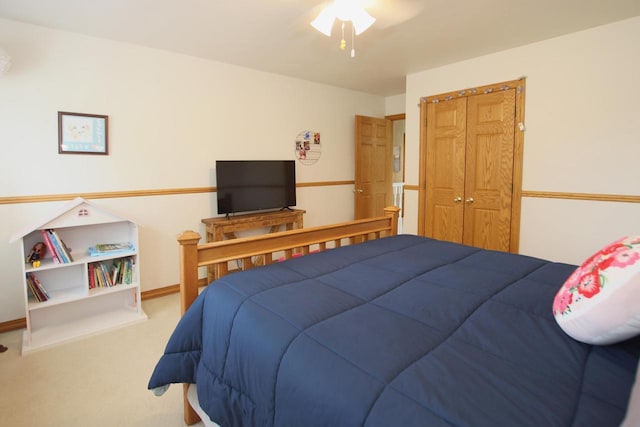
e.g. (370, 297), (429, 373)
(201, 209), (305, 282)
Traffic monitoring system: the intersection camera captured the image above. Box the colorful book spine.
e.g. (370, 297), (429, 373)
(47, 229), (71, 263)
(88, 256), (135, 288)
(92, 262), (112, 287)
(45, 229), (66, 263)
(26, 275), (42, 301)
(30, 273), (50, 299)
(111, 259), (122, 284)
(88, 264), (96, 289)
(59, 238), (74, 262)
(94, 264), (103, 287)
(102, 263), (113, 287)
(40, 229), (60, 264)
(95, 263), (103, 287)
(26, 272), (49, 302)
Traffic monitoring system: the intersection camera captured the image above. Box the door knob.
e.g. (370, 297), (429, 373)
(453, 196), (462, 203)
(466, 197), (475, 204)
(353, 189), (364, 193)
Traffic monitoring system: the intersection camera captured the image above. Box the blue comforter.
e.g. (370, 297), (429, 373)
(149, 235), (638, 426)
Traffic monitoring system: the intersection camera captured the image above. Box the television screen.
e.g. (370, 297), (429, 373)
(216, 160), (296, 215)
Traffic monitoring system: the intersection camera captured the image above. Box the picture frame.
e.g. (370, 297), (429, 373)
(58, 111), (109, 155)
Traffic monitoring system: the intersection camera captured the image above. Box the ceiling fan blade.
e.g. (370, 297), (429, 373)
(351, 8), (376, 35)
(311, 5), (337, 36)
(367, 0), (425, 29)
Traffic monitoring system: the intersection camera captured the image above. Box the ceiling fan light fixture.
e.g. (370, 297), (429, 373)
(310, 0), (375, 57)
(311, 0), (375, 37)
(350, 8), (375, 35)
(311, 6), (336, 36)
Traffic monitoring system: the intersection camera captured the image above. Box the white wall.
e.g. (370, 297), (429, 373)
(0, 19), (384, 322)
(385, 94), (406, 116)
(404, 17), (640, 264)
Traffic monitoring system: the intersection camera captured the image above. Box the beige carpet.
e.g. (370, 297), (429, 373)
(0, 293), (203, 427)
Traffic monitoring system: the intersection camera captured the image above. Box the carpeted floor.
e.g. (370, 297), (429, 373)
(0, 293), (202, 427)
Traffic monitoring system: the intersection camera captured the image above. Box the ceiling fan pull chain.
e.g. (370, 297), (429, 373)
(340, 21), (346, 51)
(351, 23), (356, 58)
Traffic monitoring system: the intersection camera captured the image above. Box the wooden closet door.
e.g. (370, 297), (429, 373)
(463, 89), (516, 251)
(419, 79), (524, 252)
(424, 98), (467, 242)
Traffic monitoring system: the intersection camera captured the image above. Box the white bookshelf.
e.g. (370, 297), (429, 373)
(11, 197), (147, 354)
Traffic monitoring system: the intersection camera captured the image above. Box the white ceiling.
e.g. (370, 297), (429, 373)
(1, 0), (638, 96)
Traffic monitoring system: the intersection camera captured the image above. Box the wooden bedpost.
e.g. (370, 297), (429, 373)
(178, 230), (201, 316)
(384, 206), (401, 236)
(177, 230), (202, 425)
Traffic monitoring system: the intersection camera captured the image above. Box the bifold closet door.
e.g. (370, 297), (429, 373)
(425, 89), (516, 252)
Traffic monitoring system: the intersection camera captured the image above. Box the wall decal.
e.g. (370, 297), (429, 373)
(295, 130), (321, 165)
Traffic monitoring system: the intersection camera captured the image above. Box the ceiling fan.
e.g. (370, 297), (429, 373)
(309, 0), (424, 57)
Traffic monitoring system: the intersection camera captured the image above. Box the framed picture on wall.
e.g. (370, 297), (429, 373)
(58, 111), (109, 155)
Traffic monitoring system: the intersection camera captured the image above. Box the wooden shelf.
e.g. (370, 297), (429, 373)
(22, 308), (147, 354)
(28, 283), (140, 310)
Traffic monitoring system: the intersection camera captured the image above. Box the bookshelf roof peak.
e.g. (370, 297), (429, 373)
(10, 197), (135, 243)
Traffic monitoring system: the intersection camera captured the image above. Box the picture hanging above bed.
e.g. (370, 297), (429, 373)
(295, 130), (321, 165)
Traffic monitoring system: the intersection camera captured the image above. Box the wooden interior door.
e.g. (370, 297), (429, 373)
(422, 83), (520, 252)
(463, 89), (516, 250)
(424, 98), (467, 242)
(355, 115), (392, 219)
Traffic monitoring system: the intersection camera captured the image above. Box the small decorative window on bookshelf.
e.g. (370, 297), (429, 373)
(88, 256), (136, 289)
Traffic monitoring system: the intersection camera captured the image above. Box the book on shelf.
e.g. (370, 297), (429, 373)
(112, 258), (123, 284)
(88, 256), (135, 289)
(47, 229), (74, 263)
(88, 242), (135, 257)
(39, 229), (60, 264)
(88, 264), (96, 289)
(26, 278), (42, 301)
(26, 272), (50, 302)
(59, 238), (74, 262)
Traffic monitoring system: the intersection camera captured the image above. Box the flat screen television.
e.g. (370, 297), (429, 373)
(216, 160), (296, 215)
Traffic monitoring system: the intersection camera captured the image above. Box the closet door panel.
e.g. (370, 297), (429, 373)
(464, 90), (516, 251)
(425, 99), (466, 242)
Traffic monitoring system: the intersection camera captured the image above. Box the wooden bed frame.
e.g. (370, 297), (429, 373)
(176, 206), (400, 425)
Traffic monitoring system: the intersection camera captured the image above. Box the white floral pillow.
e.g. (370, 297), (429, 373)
(552, 236), (640, 345)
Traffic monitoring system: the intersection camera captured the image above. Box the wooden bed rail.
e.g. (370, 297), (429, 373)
(178, 206), (399, 313)
(176, 206), (399, 424)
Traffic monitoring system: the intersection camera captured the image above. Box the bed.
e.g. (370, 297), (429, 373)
(148, 207), (639, 426)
